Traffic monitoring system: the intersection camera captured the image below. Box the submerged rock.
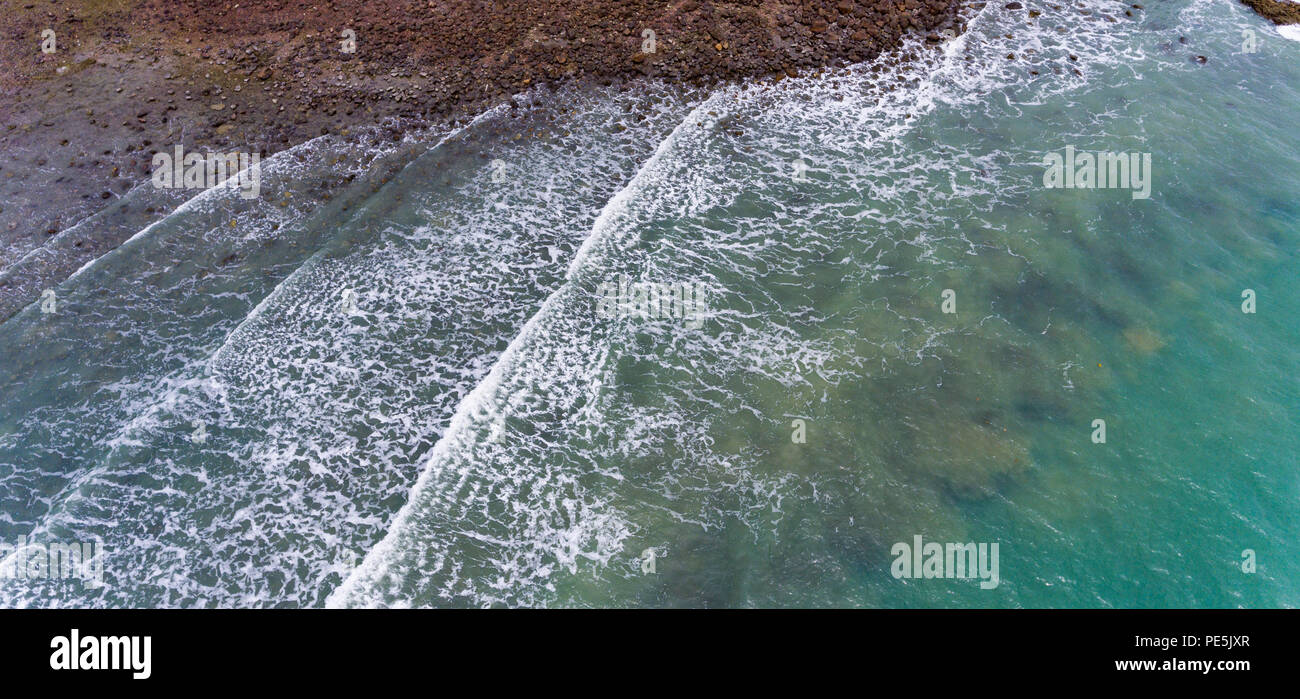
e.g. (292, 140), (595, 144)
(1123, 326), (1167, 354)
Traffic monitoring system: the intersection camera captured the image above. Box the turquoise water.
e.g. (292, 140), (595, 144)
(1, 0), (1296, 607)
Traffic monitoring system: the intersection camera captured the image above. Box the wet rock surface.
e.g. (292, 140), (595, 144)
(1239, 0), (1300, 25)
(0, 1), (963, 321)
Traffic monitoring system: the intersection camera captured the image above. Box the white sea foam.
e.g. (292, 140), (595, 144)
(325, 0), (1169, 608)
(3, 0), (1231, 608)
(0, 81), (698, 607)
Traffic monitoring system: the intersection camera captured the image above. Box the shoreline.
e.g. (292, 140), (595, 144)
(1239, 0), (1300, 25)
(0, 0), (967, 322)
(1, 1), (1295, 320)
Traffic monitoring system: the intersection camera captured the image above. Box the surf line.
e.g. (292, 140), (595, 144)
(328, 94), (721, 608)
(54, 133), (332, 293)
(208, 113), (498, 369)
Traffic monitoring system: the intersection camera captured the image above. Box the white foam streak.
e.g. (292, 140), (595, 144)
(329, 96), (721, 607)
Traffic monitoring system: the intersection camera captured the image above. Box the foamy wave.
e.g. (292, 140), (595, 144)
(3, 0), (1215, 608)
(332, 0), (1165, 608)
(0, 79), (700, 607)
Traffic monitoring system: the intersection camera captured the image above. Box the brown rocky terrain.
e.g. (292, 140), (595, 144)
(1240, 0), (1300, 24)
(0, 1), (964, 321)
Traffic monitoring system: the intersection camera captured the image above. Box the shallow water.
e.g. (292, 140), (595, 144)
(1, 0), (1296, 608)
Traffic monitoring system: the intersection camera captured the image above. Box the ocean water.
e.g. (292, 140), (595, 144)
(0, 0), (1295, 608)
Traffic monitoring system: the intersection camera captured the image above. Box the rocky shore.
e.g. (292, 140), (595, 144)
(1240, 0), (1300, 25)
(0, 0), (973, 321)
